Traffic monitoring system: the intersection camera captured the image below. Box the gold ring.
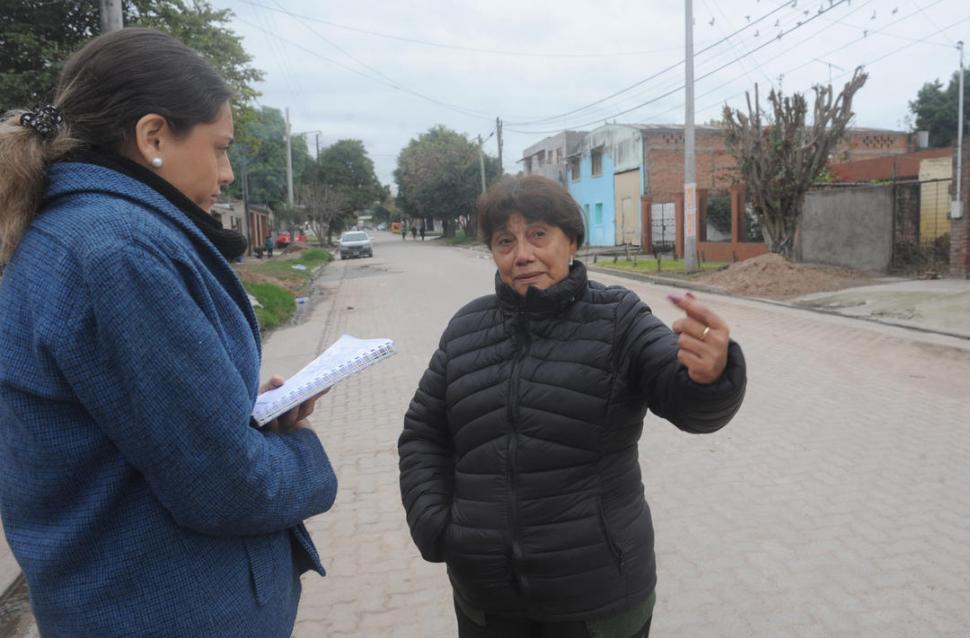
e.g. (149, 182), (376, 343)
(701, 326), (711, 340)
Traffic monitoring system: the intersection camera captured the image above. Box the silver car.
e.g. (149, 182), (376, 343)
(338, 231), (373, 259)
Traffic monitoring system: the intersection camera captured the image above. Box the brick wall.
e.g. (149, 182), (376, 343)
(950, 139), (970, 278)
(645, 129), (738, 203)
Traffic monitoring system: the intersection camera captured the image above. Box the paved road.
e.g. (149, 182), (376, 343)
(285, 232), (970, 637)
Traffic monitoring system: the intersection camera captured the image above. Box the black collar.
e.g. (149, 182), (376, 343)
(495, 261), (588, 316)
(65, 149), (248, 261)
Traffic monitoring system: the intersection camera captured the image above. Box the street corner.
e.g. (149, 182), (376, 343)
(789, 279), (970, 339)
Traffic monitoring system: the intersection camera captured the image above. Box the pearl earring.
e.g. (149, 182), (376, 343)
(151, 157), (163, 168)
(569, 255), (574, 266)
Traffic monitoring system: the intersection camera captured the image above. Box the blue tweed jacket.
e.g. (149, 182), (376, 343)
(0, 163), (338, 637)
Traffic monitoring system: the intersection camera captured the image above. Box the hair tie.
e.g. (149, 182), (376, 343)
(20, 104), (63, 140)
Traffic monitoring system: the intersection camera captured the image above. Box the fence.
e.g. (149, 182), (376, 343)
(892, 177), (951, 274)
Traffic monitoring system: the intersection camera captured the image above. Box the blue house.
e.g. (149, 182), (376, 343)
(566, 124), (646, 247)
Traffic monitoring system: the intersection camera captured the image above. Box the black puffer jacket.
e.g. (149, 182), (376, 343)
(399, 263), (746, 621)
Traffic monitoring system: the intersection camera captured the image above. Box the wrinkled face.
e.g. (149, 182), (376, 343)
(491, 212), (578, 297)
(157, 102), (235, 211)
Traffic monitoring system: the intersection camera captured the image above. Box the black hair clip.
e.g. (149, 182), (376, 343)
(20, 104), (63, 140)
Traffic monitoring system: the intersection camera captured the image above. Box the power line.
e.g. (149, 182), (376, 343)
(504, 0), (806, 127)
(653, 2), (964, 126)
(236, 0), (718, 59)
(507, 0), (853, 135)
(233, 15), (497, 122)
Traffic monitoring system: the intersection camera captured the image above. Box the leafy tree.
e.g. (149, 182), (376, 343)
(227, 106), (312, 213)
(298, 183), (343, 247)
(313, 140), (384, 242)
(394, 125), (500, 238)
(1, 0), (262, 113)
(722, 68), (868, 258)
(909, 70), (970, 148)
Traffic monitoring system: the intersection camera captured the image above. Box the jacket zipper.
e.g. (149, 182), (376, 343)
(507, 312), (530, 595)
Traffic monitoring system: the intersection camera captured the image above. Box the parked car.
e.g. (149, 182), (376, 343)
(275, 231), (307, 249)
(339, 231), (373, 259)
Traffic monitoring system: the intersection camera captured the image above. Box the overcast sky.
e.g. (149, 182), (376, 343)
(216, 0), (969, 188)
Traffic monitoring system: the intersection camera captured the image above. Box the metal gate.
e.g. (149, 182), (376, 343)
(650, 202), (675, 254)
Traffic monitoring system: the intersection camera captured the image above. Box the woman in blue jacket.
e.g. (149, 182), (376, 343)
(0, 28), (337, 636)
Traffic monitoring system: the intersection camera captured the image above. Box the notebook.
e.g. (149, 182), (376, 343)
(252, 334), (397, 426)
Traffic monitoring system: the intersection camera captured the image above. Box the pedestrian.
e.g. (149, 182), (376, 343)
(420, 222), (426, 241)
(264, 233), (274, 258)
(399, 175), (746, 637)
(410, 224), (418, 240)
(0, 28), (337, 637)
(402, 221), (407, 240)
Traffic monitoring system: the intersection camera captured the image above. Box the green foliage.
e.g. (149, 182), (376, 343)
(243, 282), (295, 331)
(0, 0), (263, 113)
(599, 259), (727, 274)
(227, 106), (312, 211)
(395, 125), (501, 237)
(312, 140), (385, 233)
(909, 70), (970, 148)
(705, 193), (732, 235)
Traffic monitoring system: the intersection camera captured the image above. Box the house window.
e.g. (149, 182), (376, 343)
(591, 149), (603, 176)
(571, 157), (581, 181)
(595, 203), (603, 225)
(525, 157), (533, 173)
(538, 150), (546, 166)
(555, 148), (562, 164)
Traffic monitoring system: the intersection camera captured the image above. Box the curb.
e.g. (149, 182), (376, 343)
(587, 265), (970, 343)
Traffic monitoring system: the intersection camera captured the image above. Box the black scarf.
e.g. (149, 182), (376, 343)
(66, 149), (248, 261)
(495, 260), (588, 317)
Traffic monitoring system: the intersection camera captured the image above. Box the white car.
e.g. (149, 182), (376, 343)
(338, 231), (373, 259)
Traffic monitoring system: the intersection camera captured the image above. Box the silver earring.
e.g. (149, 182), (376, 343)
(151, 157), (163, 168)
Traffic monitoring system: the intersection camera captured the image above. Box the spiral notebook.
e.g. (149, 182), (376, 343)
(252, 334), (397, 426)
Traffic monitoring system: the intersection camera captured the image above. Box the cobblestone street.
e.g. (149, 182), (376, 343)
(272, 233), (970, 637)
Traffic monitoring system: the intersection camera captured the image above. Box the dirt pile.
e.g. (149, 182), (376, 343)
(697, 253), (874, 299)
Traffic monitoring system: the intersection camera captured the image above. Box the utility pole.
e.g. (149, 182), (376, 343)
(496, 117), (504, 176)
(477, 135), (487, 194)
(99, 0), (123, 32)
(683, 0), (698, 270)
(955, 41), (965, 219)
(285, 107), (294, 209)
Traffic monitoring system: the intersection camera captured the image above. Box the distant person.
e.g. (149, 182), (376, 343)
(264, 233), (274, 257)
(420, 223), (426, 241)
(402, 222), (407, 239)
(410, 224), (418, 240)
(399, 175), (747, 637)
(0, 28), (338, 637)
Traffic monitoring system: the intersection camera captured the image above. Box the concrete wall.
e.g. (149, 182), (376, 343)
(799, 184), (894, 273)
(522, 131), (588, 185)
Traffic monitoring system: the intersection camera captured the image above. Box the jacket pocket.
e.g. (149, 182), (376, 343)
(244, 534), (285, 606)
(597, 497), (625, 574)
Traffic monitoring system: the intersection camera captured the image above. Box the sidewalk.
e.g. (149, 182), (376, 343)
(587, 264), (970, 341)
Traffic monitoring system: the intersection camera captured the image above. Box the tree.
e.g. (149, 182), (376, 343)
(1, 0), (262, 113)
(394, 126), (500, 238)
(298, 183), (344, 247)
(314, 140), (384, 243)
(722, 68), (868, 258)
(227, 106), (312, 212)
(909, 69), (970, 148)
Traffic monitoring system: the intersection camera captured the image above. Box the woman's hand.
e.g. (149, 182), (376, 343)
(258, 375), (330, 433)
(668, 292), (730, 385)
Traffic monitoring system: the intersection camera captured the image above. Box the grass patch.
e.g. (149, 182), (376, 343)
(243, 282), (296, 331)
(447, 229), (479, 245)
(241, 248), (333, 291)
(596, 257), (727, 275)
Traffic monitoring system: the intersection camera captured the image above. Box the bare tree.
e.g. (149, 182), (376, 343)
(723, 68), (868, 258)
(299, 183), (344, 248)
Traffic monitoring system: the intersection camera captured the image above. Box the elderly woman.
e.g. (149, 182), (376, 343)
(399, 175), (746, 637)
(0, 29), (336, 636)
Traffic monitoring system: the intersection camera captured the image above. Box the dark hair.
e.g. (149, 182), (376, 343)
(0, 27), (231, 262)
(477, 175), (585, 249)
(56, 27), (232, 147)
